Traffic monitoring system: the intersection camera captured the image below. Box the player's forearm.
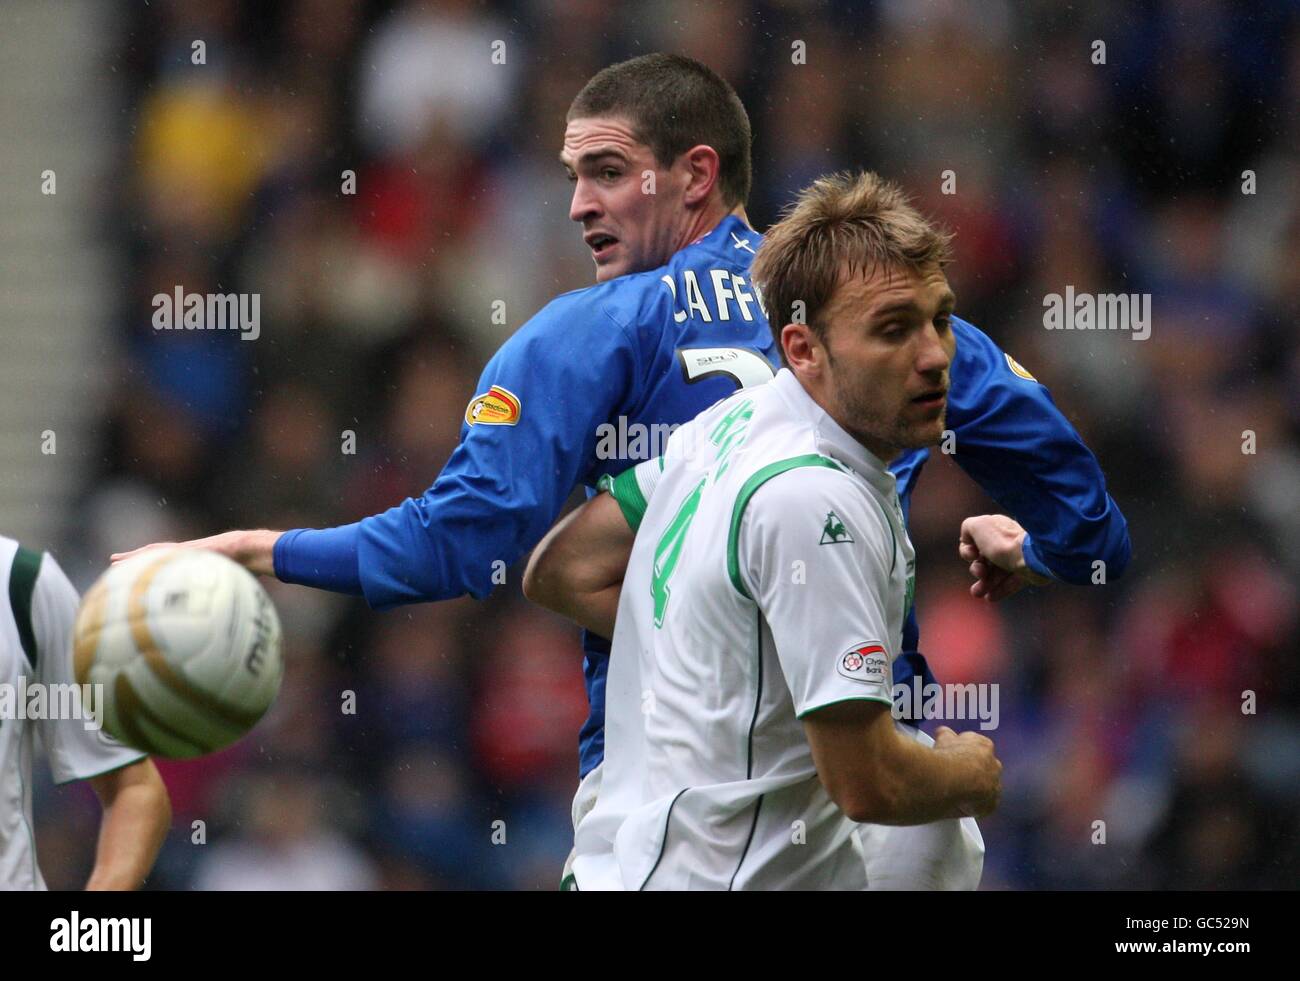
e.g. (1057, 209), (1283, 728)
(523, 493), (634, 637)
(111, 528), (284, 577)
(230, 528), (282, 576)
(535, 579), (622, 639)
(1021, 514), (1132, 584)
(864, 735), (997, 826)
(86, 765), (171, 890)
(523, 543), (624, 637)
(810, 706), (999, 826)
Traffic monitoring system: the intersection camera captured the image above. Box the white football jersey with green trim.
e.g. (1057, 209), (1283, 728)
(573, 368), (915, 890)
(0, 538), (146, 890)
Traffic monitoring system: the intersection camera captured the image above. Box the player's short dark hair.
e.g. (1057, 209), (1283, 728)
(568, 53), (753, 209)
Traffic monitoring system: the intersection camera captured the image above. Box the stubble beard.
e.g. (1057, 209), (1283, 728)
(832, 369), (946, 462)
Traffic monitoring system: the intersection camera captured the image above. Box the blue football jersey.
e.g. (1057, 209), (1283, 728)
(273, 213), (1131, 778)
(326, 216), (782, 771)
(347, 215), (776, 599)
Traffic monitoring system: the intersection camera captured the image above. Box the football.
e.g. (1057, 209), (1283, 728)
(72, 549), (284, 759)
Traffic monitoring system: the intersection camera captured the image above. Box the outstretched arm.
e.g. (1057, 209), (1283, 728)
(112, 294), (642, 609)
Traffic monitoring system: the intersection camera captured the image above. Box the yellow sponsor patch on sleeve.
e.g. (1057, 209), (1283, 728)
(1005, 353), (1037, 382)
(465, 385), (522, 426)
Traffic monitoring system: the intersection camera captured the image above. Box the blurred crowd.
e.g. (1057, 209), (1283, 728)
(32, 0), (1300, 889)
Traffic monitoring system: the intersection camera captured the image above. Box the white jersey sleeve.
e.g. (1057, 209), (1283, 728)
(31, 554), (146, 784)
(599, 456), (664, 531)
(737, 465), (898, 717)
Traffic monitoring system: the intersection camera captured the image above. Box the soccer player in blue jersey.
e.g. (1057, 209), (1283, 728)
(114, 54), (1131, 886)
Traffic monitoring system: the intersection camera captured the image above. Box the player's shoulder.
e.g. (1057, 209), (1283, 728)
(530, 267), (675, 338)
(0, 536), (23, 614)
(0, 539), (74, 670)
(0, 535), (45, 588)
(2, 544), (80, 629)
(730, 406), (895, 542)
(26, 549), (78, 621)
(951, 315), (1044, 389)
(745, 457), (872, 521)
(721, 404), (860, 510)
(515, 216), (763, 348)
(736, 459), (896, 575)
(951, 315), (1001, 362)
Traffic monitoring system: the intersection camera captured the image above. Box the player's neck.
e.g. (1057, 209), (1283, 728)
(680, 202), (749, 249)
(798, 374), (900, 467)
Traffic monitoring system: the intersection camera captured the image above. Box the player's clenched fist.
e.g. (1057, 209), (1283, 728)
(958, 514), (1050, 602)
(933, 725), (1002, 818)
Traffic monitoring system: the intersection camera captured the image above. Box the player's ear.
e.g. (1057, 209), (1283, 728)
(680, 144), (721, 207)
(782, 322), (822, 377)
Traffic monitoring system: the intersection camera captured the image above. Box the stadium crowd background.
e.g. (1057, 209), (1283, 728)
(31, 0), (1299, 889)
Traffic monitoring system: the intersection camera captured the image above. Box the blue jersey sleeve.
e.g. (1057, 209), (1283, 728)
(945, 317), (1132, 584)
(350, 292), (643, 609)
(274, 524), (364, 594)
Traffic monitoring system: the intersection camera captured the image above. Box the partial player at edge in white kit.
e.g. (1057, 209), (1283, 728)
(0, 536), (170, 890)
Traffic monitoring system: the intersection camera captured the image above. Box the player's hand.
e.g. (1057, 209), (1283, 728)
(957, 514), (1050, 602)
(110, 530), (280, 577)
(933, 725), (1001, 817)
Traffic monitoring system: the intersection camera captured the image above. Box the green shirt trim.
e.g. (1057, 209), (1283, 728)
(7, 545), (46, 883)
(599, 465), (650, 531)
(638, 786), (689, 891)
(726, 454), (849, 600)
(8, 545), (43, 671)
(795, 693), (895, 720)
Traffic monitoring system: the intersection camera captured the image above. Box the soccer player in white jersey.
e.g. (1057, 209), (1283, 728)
(527, 171), (1006, 888)
(1, 536), (170, 889)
